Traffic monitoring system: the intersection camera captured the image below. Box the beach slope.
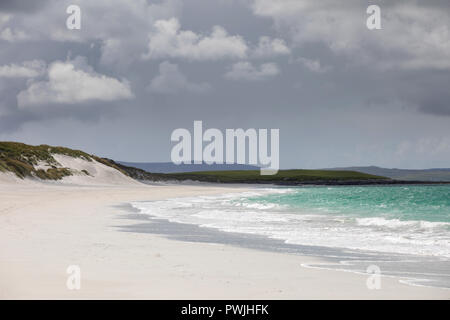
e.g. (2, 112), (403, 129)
(0, 180), (448, 299)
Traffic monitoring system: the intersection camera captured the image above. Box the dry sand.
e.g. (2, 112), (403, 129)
(0, 180), (449, 299)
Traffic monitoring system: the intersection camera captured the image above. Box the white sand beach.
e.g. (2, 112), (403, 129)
(0, 177), (449, 299)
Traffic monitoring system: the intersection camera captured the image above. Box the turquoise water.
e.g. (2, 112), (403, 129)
(133, 184), (450, 288)
(133, 185), (450, 257)
(244, 185), (450, 223)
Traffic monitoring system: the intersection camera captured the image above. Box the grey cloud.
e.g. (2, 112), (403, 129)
(0, 0), (449, 169)
(148, 61), (211, 94)
(419, 99), (450, 117)
(224, 62), (280, 81)
(0, 0), (180, 65)
(250, 0), (450, 71)
(0, 0), (50, 13)
(295, 57), (330, 73)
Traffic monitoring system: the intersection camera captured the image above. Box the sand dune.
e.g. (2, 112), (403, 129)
(0, 154), (140, 187)
(51, 154), (140, 186)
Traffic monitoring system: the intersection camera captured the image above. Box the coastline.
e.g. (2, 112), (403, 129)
(0, 182), (449, 299)
(121, 204), (450, 290)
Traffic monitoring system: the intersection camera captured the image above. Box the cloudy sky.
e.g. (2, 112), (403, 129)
(0, 0), (449, 169)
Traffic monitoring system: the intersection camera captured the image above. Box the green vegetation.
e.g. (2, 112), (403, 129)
(35, 168), (73, 180)
(0, 141), (92, 180)
(327, 166), (450, 182)
(93, 156), (129, 177)
(106, 160), (392, 185)
(0, 141), (92, 164)
(0, 141), (392, 185)
(161, 169), (388, 184)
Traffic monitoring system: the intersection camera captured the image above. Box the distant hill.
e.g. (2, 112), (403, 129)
(110, 160), (393, 185)
(117, 161), (260, 173)
(3, 141), (447, 186)
(119, 162), (450, 182)
(325, 166), (450, 182)
(150, 169), (390, 185)
(0, 142), (390, 186)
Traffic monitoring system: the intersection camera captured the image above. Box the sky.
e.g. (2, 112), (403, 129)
(0, 0), (449, 169)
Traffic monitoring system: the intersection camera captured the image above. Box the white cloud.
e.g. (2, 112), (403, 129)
(0, 27), (29, 42)
(0, 13), (29, 42)
(250, 0), (450, 70)
(0, 13), (10, 25)
(225, 62), (280, 81)
(252, 36), (290, 58)
(0, 60), (45, 78)
(143, 18), (248, 61)
(149, 61), (211, 94)
(296, 57), (330, 73)
(0, 1), (180, 66)
(17, 58), (134, 108)
(0, 2), (293, 67)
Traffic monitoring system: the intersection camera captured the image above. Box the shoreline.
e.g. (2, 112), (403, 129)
(0, 182), (449, 299)
(123, 200), (450, 290)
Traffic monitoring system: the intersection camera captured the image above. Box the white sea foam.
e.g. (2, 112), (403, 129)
(356, 217), (450, 230)
(131, 188), (450, 258)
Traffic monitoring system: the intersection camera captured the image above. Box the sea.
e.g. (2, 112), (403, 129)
(130, 184), (450, 288)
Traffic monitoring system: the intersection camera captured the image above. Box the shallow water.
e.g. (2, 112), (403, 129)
(132, 185), (450, 258)
(128, 185), (450, 288)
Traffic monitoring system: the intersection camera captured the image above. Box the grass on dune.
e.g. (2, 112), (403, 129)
(0, 141), (92, 180)
(0, 141), (130, 180)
